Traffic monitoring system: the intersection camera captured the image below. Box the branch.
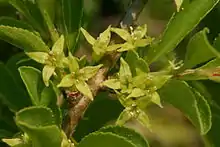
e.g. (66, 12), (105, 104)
(63, 0), (148, 138)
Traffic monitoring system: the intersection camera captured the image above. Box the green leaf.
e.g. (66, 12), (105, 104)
(42, 65), (55, 87)
(0, 17), (36, 33)
(36, 0), (55, 22)
(127, 88), (146, 99)
(136, 109), (151, 130)
(25, 52), (48, 64)
(2, 138), (23, 146)
(19, 66), (44, 105)
(16, 106), (62, 147)
(8, 0), (46, 37)
(0, 63), (30, 112)
(151, 92), (162, 107)
(57, 74), (74, 88)
(102, 79), (121, 90)
(158, 79), (211, 134)
(184, 28), (219, 69)
(119, 58), (132, 86)
(111, 28), (131, 41)
(68, 54), (79, 73)
(78, 132), (137, 147)
(134, 38), (152, 48)
(80, 27), (96, 45)
(97, 26), (111, 46)
(0, 25), (49, 52)
(99, 126), (149, 147)
(133, 24), (147, 40)
(116, 108), (133, 125)
(125, 51), (149, 76)
(80, 64), (103, 80)
(75, 80), (93, 100)
(19, 66), (61, 126)
(52, 35), (65, 55)
(148, 72), (172, 89)
(147, 0), (220, 63)
(62, 0), (83, 52)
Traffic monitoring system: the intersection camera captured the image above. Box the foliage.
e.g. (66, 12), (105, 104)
(0, 0), (220, 147)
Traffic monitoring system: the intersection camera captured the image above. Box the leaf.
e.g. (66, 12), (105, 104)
(97, 26), (111, 46)
(158, 79), (211, 134)
(184, 28), (219, 69)
(127, 88), (146, 99)
(80, 27), (96, 45)
(0, 17), (36, 33)
(16, 106), (62, 147)
(133, 24), (147, 40)
(99, 125), (149, 147)
(19, 66), (44, 105)
(116, 108), (133, 125)
(151, 92), (162, 107)
(148, 72), (172, 89)
(111, 28), (131, 41)
(136, 110), (151, 130)
(62, 0), (83, 52)
(52, 35), (65, 55)
(19, 66), (61, 126)
(8, 0), (46, 36)
(102, 79), (121, 90)
(57, 74), (74, 88)
(36, 0), (55, 22)
(0, 25), (49, 52)
(42, 65), (55, 87)
(78, 132), (137, 147)
(134, 38), (152, 48)
(125, 51), (149, 76)
(147, 0), (220, 63)
(80, 64), (103, 80)
(119, 58), (132, 86)
(75, 80), (93, 100)
(25, 52), (48, 64)
(0, 63), (30, 112)
(2, 138), (23, 146)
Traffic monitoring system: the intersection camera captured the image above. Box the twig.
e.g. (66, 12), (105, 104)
(63, 0), (148, 138)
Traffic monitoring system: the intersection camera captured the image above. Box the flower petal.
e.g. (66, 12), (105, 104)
(42, 65), (55, 86)
(26, 52), (49, 64)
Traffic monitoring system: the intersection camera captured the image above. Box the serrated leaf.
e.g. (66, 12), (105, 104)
(19, 66), (43, 105)
(57, 74), (74, 88)
(119, 58), (132, 86)
(42, 65), (55, 87)
(80, 64), (103, 80)
(25, 52), (48, 64)
(16, 106), (62, 147)
(75, 80), (93, 100)
(0, 63), (30, 111)
(147, 0), (220, 63)
(80, 27), (96, 45)
(99, 125), (149, 147)
(78, 132), (136, 147)
(0, 25), (49, 52)
(0, 17), (36, 33)
(102, 79), (121, 90)
(19, 66), (61, 126)
(111, 28), (131, 41)
(158, 79), (211, 134)
(184, 28), (219, 68)
(52, 35), (65, 55)
(62, 0), (83, 52)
